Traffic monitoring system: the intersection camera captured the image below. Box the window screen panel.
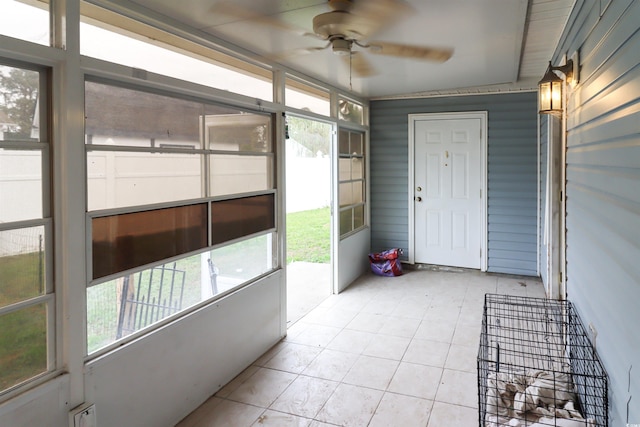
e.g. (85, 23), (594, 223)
(0, 303), (47, 389)
(205, 112), (272, 152)
(0, 149), (43, 221)
(87, 150), (203, 211)
(209, 155), (273, 196)
(92, 204), (208, 280)
(85, 81), (204, 149)
(0, 226), (46, 308)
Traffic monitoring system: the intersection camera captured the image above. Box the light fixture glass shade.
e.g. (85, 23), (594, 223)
(538, 64), (564, 114)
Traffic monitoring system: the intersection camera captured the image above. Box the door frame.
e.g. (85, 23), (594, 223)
(408, 112), (488, 270)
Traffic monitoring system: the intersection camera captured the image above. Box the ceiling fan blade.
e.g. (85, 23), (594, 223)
(345, 0), (412, 39)
(340, 52), (377, 77)
(367, 41), (453, 62)
(212, 1), (314, 38)
(268, 44), (331, 62)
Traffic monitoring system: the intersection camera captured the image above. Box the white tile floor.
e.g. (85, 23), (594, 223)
(177, 268), (545, 427)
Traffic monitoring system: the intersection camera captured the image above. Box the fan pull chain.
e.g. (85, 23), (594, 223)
(349, 52), (353, 91)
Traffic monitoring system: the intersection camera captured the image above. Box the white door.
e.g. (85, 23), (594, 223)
(413, 117), (482, 268)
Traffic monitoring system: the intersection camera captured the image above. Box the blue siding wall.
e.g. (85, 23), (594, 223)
(554, 0), (640, 424)
(370, 92), (539, 276)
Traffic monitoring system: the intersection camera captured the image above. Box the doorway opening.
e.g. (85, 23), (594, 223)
(285, 116), (332, 325)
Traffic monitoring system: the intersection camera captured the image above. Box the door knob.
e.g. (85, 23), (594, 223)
(415, 196), (422, 202)
(416, 186), (422, 192)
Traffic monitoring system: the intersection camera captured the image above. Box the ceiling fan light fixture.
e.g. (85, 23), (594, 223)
(331, 38), (352, 55)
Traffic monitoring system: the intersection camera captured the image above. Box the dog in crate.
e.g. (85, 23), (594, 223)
(484, 369), (596, 427)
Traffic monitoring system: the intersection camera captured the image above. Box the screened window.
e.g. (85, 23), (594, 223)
(338, 129), (366, 237)
(0, 0), (49, 46)
(85, 80), (276, 354)
(87, 233), (275, 353)
(80, 2), (273, 102)
(285, 77), (330, 116)
(0, 62), (53, 394)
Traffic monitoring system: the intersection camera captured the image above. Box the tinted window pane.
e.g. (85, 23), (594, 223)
(0, 226), (46, 309)
(0, 65), (41, 142)
(0, 303), (47, 390)
(85, 82), (204, 149)
(211, 195), (275, 245)
(0, 149), (42, 221)
(87, 150), (203, 211)
(0, 1), (49, 46)
(92, 204), (208, 280)
(206, 112), (272, 152)
(209, 155), (272, 196)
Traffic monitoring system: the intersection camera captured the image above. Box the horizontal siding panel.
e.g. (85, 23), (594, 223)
(566, 134), (640, 169)
(576, 30), (640, 114)
(568, 101), (640, 148)
(488, 205), (538, 216)
(370, 214), (409, 225)
(488, 258), (537, 274)
(488, 198), (538, 208)
(487, 223), (536, 235)
(487, 215), (537, 226)
(572, 63), (640, 125)
(567, 165), (640, 202)
(490, 231), (539, 243)
(489, 249), (538, 262)
(489, 240), (537, 252)
(576, 0), (638, 93)
(488, 266), (537, 276)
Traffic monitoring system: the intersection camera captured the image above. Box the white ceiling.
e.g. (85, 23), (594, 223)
(124, 0), (574, 99)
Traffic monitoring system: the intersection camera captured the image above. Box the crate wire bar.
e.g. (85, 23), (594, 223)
(478, 294), (608, 427)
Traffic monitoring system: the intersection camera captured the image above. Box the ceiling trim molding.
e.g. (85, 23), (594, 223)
(370, 80), (538, 101)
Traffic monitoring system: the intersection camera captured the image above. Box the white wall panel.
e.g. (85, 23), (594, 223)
(84, 272), (284, 427)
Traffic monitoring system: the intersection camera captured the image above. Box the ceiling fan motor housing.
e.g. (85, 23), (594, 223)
(313, 10), (361, 40)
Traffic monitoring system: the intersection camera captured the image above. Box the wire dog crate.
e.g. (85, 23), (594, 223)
(478, 294), (608, 427)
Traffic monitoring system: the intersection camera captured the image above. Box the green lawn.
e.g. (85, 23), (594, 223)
(286, 207), (331, 264)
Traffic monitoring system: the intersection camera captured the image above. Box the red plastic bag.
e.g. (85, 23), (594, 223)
(368, 248), (403, 276)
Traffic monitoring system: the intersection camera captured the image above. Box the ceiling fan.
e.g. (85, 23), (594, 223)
(215, 0), (454, 78)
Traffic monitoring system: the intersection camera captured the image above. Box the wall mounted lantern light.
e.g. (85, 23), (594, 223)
(538, 57), (577, 115)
